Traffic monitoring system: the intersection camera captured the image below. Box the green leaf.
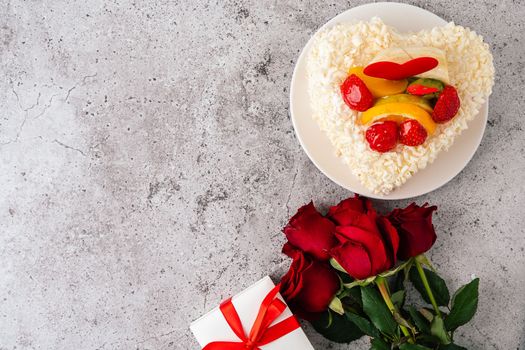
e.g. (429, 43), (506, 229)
(415, 333), (442, 347)
(361, 285), (398, 337)
(399, 344), (433, 350)
(439, 343), (467, 349)
(409, 267), (450, 306)
(445, 278), (479, 331)
(370, 337), (390, 350)
(337, 271), (354, 285)
(311, 310), (364, 343)
(391, 290), (405, 309)
(344, 286), (363, 309)
(346, 312), (381, 338)
(392, 270), (406, 293)
(407, 306), (430, 334)
(328, 296), (344, 315)
(431, 316), (451, 344)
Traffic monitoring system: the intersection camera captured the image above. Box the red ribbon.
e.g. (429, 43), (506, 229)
(203, 284), (300, 350)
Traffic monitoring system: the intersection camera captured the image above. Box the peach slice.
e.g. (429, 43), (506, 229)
(374, 94), (433, 113)
(348, 66), (408, 98)
(359, 102), (437, 135)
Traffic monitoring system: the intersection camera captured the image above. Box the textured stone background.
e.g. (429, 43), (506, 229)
(1, 0), (524, 349)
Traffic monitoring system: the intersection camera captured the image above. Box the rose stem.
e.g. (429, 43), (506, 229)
(375, 276), (414, 343)
(415, 255), (442, 318)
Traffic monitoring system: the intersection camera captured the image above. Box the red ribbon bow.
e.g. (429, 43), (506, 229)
(203, 284), (300, 350)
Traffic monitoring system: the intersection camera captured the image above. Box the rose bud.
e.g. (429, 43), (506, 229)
(283, 201), (337, 261)
(329, 196), (399, 280)
(280, 245), (340, 319)
(387, 203), (438, 260)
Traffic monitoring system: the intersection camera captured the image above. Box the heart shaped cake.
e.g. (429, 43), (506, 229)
(307, 18), (494, 194)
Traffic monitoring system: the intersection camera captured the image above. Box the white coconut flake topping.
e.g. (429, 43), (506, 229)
(307, 18), (494, 194)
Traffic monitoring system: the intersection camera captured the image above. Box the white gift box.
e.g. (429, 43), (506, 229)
(190, 276), (315, 349)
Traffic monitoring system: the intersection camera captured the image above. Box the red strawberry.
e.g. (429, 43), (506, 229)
(365, 121), (398, 152)
(432, 86), (460, 123)
(399, 119), (427, 146)
(340, 74), (373, 111)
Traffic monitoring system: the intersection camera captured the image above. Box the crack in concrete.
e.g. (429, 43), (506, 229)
(135, 329), (178, 345)
(81, 73), (98, 83)
(52, 139), (86, 156)
(62, 73), (97, 104)
(285, 167), (299, 217)
(33, 93), (59, 120)
(11, 84), (41, 112)
(65, 86), (76, 101)
(2, 73), (98, 147)
(1, 87), (42, 146)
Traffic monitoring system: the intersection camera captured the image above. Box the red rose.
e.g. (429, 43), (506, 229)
(280, 244), (340, 319)
(388, 203), (437, 260)
(283, 202), (337, 261)
(329, 196), (399, 280)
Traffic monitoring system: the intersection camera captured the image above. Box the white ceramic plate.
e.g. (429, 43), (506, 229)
(290, 2), (488, 200)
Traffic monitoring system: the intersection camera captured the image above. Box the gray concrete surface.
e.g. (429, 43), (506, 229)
(1, 0), (524, 349)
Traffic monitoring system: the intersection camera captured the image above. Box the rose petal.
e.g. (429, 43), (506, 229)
(282, 242), (299, 259)
(351, 211), (381, 232)
(377, 216), (400, 266)
(280, 251), (305, 300)
(327, 195), (367, 226)
(330, 196), (382, 233)
(399, 221), (436, 258)
(335, 226), (389, 275)
(330, 241), (372, 280)
(280, 251), (339, 320)
(284, 202), (337, 260)
(295, 259), (340, 313)
(388, 203), (437, 260)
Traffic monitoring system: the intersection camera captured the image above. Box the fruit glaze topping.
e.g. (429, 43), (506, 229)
(340, 47), (460, 153)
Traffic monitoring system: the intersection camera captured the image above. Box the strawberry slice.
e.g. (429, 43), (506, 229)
(364, 57), (439, 80)
(432, 86), (460, 123)
(399, 119), (427, 146)
(406, 84), (439, 96)
(365, 121), (398, 152)
(340, 74), (373, 111)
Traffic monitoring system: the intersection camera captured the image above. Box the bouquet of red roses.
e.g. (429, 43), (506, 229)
(279, 195), (479, 350)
